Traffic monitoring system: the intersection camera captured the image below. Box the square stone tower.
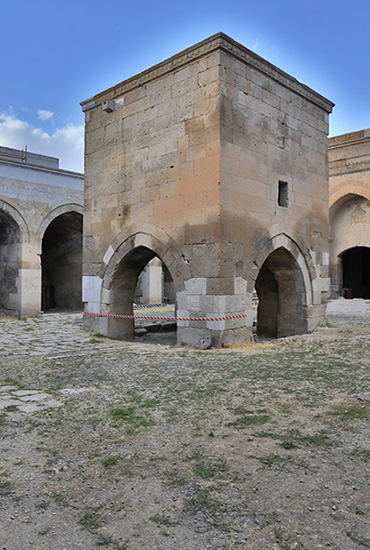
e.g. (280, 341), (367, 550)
(81, 33), (334, 346)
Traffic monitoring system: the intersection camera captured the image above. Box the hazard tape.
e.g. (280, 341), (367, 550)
(84, 311), (246, 322)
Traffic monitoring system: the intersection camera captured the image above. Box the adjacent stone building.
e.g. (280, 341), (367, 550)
(0, 146), (83, 317)
(81, 33), (334, 346)
(328, 129), (370, 298)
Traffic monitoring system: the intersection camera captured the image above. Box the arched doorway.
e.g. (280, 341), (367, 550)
(341, 247), (370, 298)
(329, 194), (370, 297)
(0, 209), (21, 316)
(107, 246), (176, 342)
(255, 247), (307, 338)
(41, 212), (83, 311)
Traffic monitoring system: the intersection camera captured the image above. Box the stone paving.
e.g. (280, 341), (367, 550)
(0, 312), (91, 357)
(0, 312), (103, 414)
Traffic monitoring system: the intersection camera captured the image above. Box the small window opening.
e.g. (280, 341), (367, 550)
(278, 180), (289, 208)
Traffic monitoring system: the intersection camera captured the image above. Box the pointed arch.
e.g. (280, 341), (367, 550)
(36, 203), (83, 243)
(252, 233), (314, 307)
(97, 227), (190, 340)
(0, 199), (30, 242)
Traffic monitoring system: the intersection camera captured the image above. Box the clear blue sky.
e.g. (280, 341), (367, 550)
(1, 0), (369, 171)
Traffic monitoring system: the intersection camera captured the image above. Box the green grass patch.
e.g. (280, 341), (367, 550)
(328, 403), (370, 421)
(189, 452), (228, 480)
(111, 406), (155, 434)
(79, 510), (102, 531)
(1, 378), (21, 387)
(228, 413), (271, 429)
(50, 491), (67, 507)
(102, 457), (118, 468)
(185, 485), (221, 515)
(97, 534), (128, 548)
(256, 453), (291, 468)
(149, 513), (178, 526)
(111, 407), (136, 419)
(0, 479), (12, 495)
(254, 431), (282, 440)
(164, 470), (188, 488)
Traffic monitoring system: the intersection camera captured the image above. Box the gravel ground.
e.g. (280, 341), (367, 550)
(0, 300), (369, 550)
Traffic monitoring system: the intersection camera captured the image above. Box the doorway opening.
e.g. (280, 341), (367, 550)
(109, 246), (176, 344)
(341, 247), (370, 298)
(255, 247), (307, 339)
(41, 212), (83, 311)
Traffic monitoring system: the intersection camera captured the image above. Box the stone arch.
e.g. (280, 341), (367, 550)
(100, 229), (190, 340)
(253, 233), (314, 305)
(36, 203), (84, 244)
(41, 209), (83, 311)
(0, 199), (30, 243)
(252, 235), (313, 339)
(329, 186), (370, 209)
(329, 193), (370, 296)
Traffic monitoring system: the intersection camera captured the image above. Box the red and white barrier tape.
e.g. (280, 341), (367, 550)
(84, 311), (246, 322)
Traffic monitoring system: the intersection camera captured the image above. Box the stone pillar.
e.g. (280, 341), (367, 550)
(19, 241), (42, 317)
(176, 276), (252, 347)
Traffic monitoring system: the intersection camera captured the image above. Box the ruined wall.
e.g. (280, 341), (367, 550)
(0, 147), (83, 316)
(328, 129), (370, 296)
(82, 33), (333, 346)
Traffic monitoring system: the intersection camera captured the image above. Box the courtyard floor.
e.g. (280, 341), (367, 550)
(0, 299), (369, 549)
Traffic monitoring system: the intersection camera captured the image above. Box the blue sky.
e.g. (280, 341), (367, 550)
(1, 0), (369, 172)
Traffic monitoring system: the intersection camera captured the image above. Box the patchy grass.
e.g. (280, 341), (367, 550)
(188, 452), (229, 480)
(102, 457), (118, 468)
(328, 403), (370, 421)
(0, 481), (12, 495)
(149, 513), (178, 526)
(228, 407), (271, 428)
(79, 510), (102, 531)
(0, 310), (370, 548)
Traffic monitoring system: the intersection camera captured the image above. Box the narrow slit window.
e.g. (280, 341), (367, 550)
(278, 180), (289, 207)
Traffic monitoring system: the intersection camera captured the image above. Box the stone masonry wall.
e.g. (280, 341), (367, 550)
(0, 148), (83, 316)
(328, 129), (370, 295)
(82, 33), (334, 346)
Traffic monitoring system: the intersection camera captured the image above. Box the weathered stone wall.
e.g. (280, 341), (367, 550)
(0, 147), (84, 317)
(328, 129), (370, 296)
(81, 33), (333, 346)
(217, 46), (332, 337)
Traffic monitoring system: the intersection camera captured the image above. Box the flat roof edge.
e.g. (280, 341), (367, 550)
(81, 32), (334, 114)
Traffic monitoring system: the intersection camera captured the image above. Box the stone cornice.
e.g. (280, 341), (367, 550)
(328, 128), (370, 147)
(0, 158), (84, 179)
(328, 135), (370, 152)
(328, 131), (370, 176)
(81, 32), (334, 114)
(329, 161), (370, 177)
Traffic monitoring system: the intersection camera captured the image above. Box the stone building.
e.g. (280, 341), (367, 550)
(81, 32), (334, 346)
(328, 129), (370, 298)
(0, 146), (83, 317)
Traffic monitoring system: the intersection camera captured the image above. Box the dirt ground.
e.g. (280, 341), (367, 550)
(0, 299), (369, 549)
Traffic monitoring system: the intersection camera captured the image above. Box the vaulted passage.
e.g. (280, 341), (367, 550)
(255, 247), (307, 339)
(0, 210), (21, 315)
(41, 212), (83, 311)
(107, 246), (176, 342)
(342, 247), (370, 298)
